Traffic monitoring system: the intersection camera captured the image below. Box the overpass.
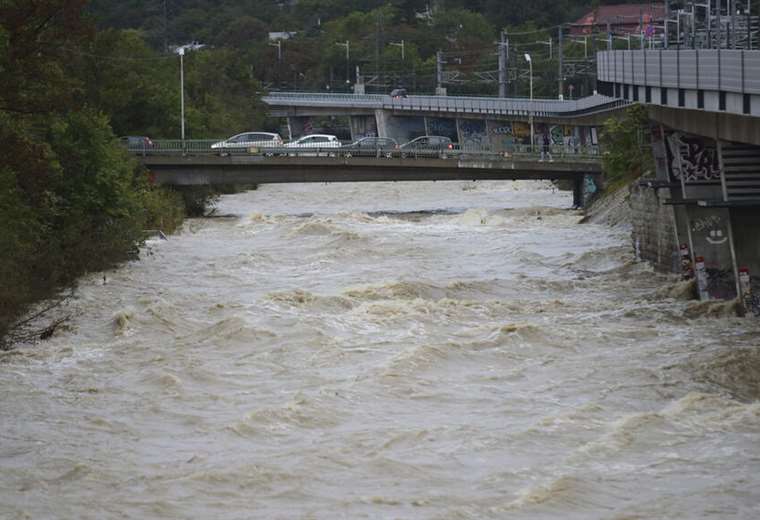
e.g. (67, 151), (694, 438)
(261, 92), (629, 148)
(133, 142), (602, 208)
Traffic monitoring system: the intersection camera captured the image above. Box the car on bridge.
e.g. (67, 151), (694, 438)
(120, 136), (154, 153)
(341, 137), (398, 157)
(400, 135), (455, 158)
(211, 132), (283, 151)
(285, 134), (341, 148)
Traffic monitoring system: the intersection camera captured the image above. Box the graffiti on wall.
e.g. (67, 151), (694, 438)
(689, 211), (736, 300)
(427, 118), (458, 141)
(459, 119), (486, 147)
(666, 132), (721, 182)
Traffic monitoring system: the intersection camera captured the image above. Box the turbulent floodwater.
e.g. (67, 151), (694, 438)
(2, 181), (760, 519)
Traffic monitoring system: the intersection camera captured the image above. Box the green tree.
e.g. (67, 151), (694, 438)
(601, 105), (655, 190)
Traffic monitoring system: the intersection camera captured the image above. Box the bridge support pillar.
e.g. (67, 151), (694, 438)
(573, 176), (584, 209)
(573, 174), (599, 209)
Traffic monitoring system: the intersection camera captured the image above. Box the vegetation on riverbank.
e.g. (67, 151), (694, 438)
(600, 104), (656, 192)
(0, 1), (263, 347)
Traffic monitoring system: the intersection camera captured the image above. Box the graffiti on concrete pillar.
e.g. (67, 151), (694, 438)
(584, 176), (597, 198)
(666, 132), (721, 182)
(688, 210), (737, 300)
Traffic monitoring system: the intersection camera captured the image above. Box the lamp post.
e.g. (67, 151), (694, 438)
(178, 47), (185, 143)
(524, 53), (534, 151)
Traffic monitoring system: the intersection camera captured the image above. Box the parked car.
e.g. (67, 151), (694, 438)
(120, 136), (154, 151)
(211, 132), (283, 150)
(341, 136), (398, 157)
(390, 88), (408, 99)
(400, 135), (455, 158)
(284, 134), (341, 149)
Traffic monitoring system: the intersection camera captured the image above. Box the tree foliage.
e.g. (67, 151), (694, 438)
(0, 1), (185, 344)
(600, 105), (655, 190)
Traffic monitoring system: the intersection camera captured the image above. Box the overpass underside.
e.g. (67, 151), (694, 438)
(142, 155), (601, 207)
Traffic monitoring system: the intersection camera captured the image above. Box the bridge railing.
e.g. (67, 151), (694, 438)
(262, 91), (628, 117)
(126, 140), (601, 161)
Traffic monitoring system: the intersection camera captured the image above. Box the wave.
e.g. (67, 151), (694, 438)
(563, 246), (635, 273)
(380, 343), (454, 377)
(503, 474), (583, 510)
(265, 289), (354, 311)
(654, 278), (698, 301)
(112, 309), (135, 336)
(227, 393), (342, 437)
(683, 299), (743, 319)
(692, 347), (760, 401)
(287, 218), (363, 242)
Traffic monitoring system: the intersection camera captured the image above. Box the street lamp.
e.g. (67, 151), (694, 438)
(178, 47), (185, 143)
(524, 53), (534, 151)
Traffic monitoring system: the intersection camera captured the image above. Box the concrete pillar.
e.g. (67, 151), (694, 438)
(349, 115), (378, 141)
(374, 109), (388, 138)
(573, 176), (584, 208)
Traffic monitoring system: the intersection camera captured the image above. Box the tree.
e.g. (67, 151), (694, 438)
(601, 105), (655, 190)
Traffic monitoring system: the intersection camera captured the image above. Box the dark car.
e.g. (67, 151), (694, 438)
(399, 135), (455, 158)
(390, 88), (408, 99)
(120, 136), (154, 155)
(342, 136), (398, 157)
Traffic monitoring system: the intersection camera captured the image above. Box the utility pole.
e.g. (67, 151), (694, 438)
(436, 50), (446, 95)
(270, 40), (282, 87)
(558, 25), (564, 99)
(163, 0), (168, 53)
(607, 22), (613, 49)
(498, 31), (509, 97)
(336, 40), (350, 85)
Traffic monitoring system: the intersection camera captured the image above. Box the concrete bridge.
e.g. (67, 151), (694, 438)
(262, 92), (629, 148)
(134, 144), (602, 208)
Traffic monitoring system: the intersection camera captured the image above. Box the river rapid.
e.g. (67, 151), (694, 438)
(2, 181), (759, 519)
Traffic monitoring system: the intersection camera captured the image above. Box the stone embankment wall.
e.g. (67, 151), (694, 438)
(629, 184), (679, 273)
(585, 181), (679, 273)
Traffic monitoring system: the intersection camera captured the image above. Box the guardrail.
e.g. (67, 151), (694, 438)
(262, 92), (628, 117)
(125, 140), (601, 161)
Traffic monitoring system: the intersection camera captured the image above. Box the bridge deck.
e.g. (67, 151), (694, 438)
(138, 153), (601, 186)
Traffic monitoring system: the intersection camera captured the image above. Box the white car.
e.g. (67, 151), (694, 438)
(211, 132), (283, 149)
(284, 134), (342, 148)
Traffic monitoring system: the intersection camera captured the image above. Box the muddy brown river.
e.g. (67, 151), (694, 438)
(2, 181), (759, 519)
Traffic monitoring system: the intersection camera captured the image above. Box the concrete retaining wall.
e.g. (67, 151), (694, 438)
(629, 184), (679, 273)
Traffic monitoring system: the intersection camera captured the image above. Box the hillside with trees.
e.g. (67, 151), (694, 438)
(85, 0), (646, 98)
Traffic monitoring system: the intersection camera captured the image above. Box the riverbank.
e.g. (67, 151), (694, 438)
(0, 179), (260, 350)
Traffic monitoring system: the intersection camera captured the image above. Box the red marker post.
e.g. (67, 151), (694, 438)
(738, 267), (753, 315)
(694, 256), (709, 300)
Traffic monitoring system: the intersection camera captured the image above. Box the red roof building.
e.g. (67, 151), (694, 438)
(570, 3), (666, 36)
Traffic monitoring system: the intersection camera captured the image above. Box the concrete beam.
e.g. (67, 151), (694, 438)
(648, 105), (760, 146)
(141, 155), (600, 192)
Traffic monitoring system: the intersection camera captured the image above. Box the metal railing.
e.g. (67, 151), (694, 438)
(125, 140), (601, 162)
(262, 92), (628, 118)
